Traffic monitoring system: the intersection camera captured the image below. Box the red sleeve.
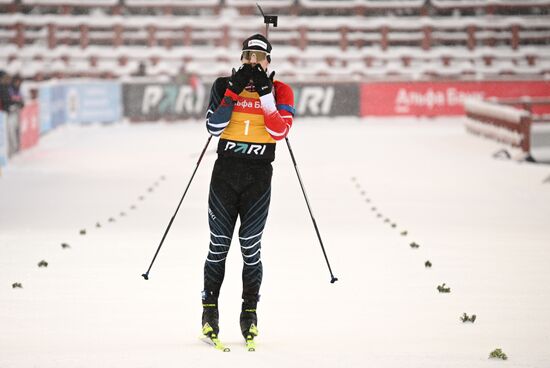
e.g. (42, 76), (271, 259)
(259, 81), (295, 141)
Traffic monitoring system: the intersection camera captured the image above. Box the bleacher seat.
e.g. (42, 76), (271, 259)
(21, 0), (118, 5)
(0, 1), (549, 81)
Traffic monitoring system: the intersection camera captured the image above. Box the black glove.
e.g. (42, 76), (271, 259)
(251, 64), (275, 97)
(227, 64), (253, 95)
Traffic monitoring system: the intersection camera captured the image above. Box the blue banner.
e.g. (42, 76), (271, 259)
(39, 84), (53, 134)
(51, 84), (67, 128)
(0, 112), (7, 167)
(65, 82), (121, 124)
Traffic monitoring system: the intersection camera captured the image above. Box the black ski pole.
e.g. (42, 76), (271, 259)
(285, 137), (338, 284)
(256, 4), (337, 283)
(141, 135), (213, 280)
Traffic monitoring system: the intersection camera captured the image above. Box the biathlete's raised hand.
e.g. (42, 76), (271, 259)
(228, 63), (253, 95)
(251, 64), (275, 96)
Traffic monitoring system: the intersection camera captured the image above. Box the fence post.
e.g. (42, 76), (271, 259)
(520, 115), (531, 153)
(15, 22), (25, 48)
(339, 26), (348, 51)
(381, 25), (389, 50)
(47, 23), (57, 49)
(422, 25), (432, 50)
(80, 24), (89, 49)
(467, 25), (476, 50)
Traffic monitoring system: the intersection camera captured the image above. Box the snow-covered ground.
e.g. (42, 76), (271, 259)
(1, 117), (550, 367)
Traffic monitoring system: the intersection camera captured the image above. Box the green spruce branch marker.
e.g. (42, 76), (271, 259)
(460, 313), (476, 323)
(489, 348), (508, 360)
(437, 283), (451, 293)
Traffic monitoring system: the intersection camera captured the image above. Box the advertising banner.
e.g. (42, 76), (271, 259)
(39, 84), (53, 134)
(0, 112), (7, 167)
(361, 81), (550, 117)
(65, 82), (122, 124)
(19, 101), (40, 150)
(293, 83), (359, 117)
(123, 82), (207, 121)
(51, 84), (67, 128)
(123, 82), (359, 121)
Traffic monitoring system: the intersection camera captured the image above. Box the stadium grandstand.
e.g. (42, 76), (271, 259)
(0, 0), (549, 82)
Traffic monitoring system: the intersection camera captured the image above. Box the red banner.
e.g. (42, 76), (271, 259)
(361, 81), (550, 116)
(19, 101), (40, 150)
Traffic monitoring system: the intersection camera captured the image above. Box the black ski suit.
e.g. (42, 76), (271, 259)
(201, 74), (295, 332)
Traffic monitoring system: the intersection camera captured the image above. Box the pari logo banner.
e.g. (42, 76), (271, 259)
(293, 84), (359, 117)
(123, 83), (206, 120)
(123, 82), (359, 120)
(361, 81), (550, 116)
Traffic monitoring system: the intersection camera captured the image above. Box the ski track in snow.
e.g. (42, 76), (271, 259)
(1, 117), (550, 368)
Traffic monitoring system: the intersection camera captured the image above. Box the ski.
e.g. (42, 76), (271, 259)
(201, 323), (230, 352)
(244, 323), (258, 352)
(200, 335), (230, 352)
(246, 337), (256, 352)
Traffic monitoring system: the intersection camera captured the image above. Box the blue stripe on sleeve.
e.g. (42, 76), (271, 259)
(276, 104), (295, 116)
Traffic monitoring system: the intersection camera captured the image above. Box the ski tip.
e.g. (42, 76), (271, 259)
(214, 343), (230, 352)
(246, 337), (256, 352)
(200, 334), (230, 352)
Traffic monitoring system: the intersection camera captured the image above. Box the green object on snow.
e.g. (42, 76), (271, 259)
(489, 348), (508, 360)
